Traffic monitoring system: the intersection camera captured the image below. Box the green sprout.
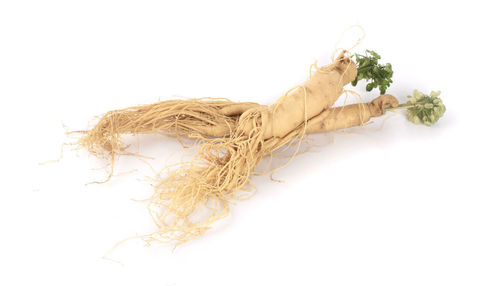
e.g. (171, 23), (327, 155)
(352, 50), (393, 94)
(392, 90), (446, 126)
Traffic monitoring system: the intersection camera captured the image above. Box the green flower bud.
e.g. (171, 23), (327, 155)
(405, 89), (445, 126)
(430, 90), (441, 97)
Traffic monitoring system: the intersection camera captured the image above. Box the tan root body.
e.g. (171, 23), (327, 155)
(77, 51), (398, 245)
(78, 99), (259, 158)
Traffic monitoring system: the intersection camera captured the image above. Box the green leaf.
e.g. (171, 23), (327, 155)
(352, 49), (393, 94)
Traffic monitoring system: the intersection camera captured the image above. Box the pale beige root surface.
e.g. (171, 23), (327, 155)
(218, 102), (262, 116)
(306, 94), (399, 133)
(240, 50), (357, 139)
(77, 99), (258, 160)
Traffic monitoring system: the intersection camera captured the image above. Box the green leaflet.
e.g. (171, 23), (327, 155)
(352, 50), (393, 94)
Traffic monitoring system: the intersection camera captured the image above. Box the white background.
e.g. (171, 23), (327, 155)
(1, 1), (499, 285)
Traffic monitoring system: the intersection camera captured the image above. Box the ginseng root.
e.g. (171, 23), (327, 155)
(76, 50), (403, 245)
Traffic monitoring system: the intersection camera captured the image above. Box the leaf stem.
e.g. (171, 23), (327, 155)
(386, 102), (413, 110)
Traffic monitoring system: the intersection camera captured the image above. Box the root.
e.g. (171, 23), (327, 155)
(144, 106), (306, 245)
(76, 99), (253, 161)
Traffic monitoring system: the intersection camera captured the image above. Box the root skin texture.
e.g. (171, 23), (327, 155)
(240, 51), (357, 139)
(306, 94), (399, 133)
